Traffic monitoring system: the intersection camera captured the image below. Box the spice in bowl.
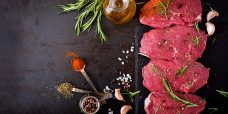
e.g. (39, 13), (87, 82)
(79, 95), (101, 114)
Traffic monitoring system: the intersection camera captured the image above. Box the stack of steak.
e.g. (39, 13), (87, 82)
(139, 0), (209, 113)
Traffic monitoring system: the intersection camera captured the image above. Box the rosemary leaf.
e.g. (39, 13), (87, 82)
(192, 35), (202, 47)
(58, 0), (90, 13)
(156, 0), (171, 19)
(208, 108), (218, 114)
(216, 89), (228, 97)
(212, 37), (216, 44)
(162, 78), (198, 107)
(194, 22), (200, 33)
(176, 66), (188, 76)
(58, 0), (107, 42)
(97, 10), (107, 42)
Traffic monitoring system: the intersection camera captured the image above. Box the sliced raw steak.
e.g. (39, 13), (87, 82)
(142, 60), (209, 93)
(140, 0), (202, 28)
(144, 92), (206, 114)
(140, 25), (207, 61)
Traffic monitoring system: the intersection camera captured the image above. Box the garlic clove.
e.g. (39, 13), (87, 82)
(205, 22), (215, 36)
(207, 9), (219, 22)
(120, 105), (132, 114)
(114, 89), (124, 101)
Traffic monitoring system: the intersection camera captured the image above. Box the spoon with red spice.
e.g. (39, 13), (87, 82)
(71, 57), (100, 94)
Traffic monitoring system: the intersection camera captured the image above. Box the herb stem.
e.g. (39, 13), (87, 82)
(58, 0), (107, 42)
(162, 78), (198, 107)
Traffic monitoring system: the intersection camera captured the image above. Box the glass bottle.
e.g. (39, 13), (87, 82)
(103, 0), (136, 24)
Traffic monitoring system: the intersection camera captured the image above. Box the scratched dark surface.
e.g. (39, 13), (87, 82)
(135, 0), (228, 114)
(0, 0), (137, 114)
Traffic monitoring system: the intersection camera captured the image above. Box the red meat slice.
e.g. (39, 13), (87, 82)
(140, 0), (202, 28)
(140, 25), (207, 62)
(144, 92), (206, 114)
(142, 60), (209, 93)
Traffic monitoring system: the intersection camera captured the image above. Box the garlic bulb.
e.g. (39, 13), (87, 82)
(205, 22), (215, 36)
(207, 10), (219, 22)
(114, 89), (124, 101)
(120, 105), (132, 114)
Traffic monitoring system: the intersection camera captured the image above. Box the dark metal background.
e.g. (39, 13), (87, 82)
(135, 0), (228, 114)
(0, 0), (136, 113)
(1, 0), (228, 114)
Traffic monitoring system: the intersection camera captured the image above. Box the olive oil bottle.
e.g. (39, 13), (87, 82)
(103, 0), (136, 24)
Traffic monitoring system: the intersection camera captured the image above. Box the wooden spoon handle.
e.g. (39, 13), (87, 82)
(80, 69), (99, 93)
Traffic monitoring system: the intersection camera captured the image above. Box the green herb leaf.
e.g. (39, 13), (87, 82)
(194, 22), (200, 33)
(155, 0), (171, 19)
(58, 0), (107, 42)
(176, 66), (188, 76)
(162, 78), (198, 107)
(192, 35), (202, 47)
(216, 89), (228, 97)
(208, 108), (218, 114)
(212, 37), (216, 45)
(122, 90), (140, 101)
(58, 0), (90, 13)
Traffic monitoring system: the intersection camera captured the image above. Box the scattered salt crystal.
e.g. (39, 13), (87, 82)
(108, 111), (113, 114)
(130, 48), (134, 52)
(119, 72), (122, 74)
(118, 57), (122, 61)
(126, 56), (128, 59)
(126, 50), (129, 54)
(118, 83), (120, 85)
(121, 62), (125, 65)
(122, 50), (125, 53)
(105, 86), (111, 91)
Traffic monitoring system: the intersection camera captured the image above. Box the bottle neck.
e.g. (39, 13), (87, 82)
(105, 0), (130, 13)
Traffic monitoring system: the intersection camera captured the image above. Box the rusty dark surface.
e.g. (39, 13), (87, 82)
(0, 0), (136, 113)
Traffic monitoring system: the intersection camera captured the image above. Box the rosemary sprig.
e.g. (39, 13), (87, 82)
(58, 0), (107, 42)
(212, 37), (216, 45)
(156, 0), (171, 19)
(208, 108), (218, 114)
(194, 22), (200, 33)
(58, 0), (90, 13)
(192, 35), (202, 47)
(176, 66), (188, 76)
(162, 78), (198, 107)
(216, 89), (228, 97)
(122, 90), (140, 101)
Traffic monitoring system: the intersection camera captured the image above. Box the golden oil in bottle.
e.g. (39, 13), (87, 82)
(103, 0), (136, 24)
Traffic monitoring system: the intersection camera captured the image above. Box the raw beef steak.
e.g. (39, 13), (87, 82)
(140, 25), (207, 62)
(142, 60), (209, 93)
(140, 0), (202, 28)
(144, 92), (206, 114)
